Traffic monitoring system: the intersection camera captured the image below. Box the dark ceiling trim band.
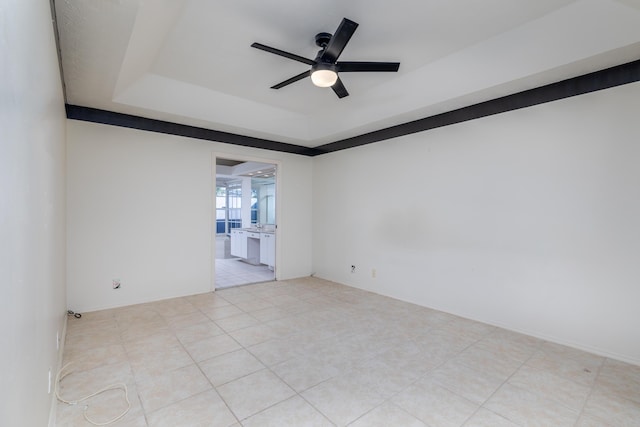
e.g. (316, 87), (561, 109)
(66, 59), (639, 157)
(313, 59), (640, 154)
(65, 105), (323, 156)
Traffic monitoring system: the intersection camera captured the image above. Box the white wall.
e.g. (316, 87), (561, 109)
(67, 121), (313, 311)
(312, 82), (640, 365)
(0, 1), (67, 426)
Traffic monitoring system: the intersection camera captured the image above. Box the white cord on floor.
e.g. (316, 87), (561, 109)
(55, 362), (131, 426)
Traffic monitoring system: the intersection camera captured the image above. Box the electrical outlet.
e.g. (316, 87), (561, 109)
(351, 265), (356, 273)
(112, 279), (121, 289)
(372, 269), (376, 278)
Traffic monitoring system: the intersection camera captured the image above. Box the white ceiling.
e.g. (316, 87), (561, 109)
(55, 0), (640, 148)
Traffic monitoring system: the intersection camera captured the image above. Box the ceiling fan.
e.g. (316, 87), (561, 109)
(251, 18), (400, 99)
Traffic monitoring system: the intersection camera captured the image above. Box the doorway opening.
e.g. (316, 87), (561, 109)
(214, 156), (277, 289)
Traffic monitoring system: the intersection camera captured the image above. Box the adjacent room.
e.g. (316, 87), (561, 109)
(2, 1), (639, 426)
(214, 158), (277, 289)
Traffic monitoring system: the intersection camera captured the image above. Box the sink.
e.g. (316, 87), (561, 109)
(242, 226), (274, 233)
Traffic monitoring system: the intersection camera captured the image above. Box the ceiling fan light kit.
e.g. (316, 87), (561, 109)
(251, 18), (400, 98)
(310, 64), (338, 87)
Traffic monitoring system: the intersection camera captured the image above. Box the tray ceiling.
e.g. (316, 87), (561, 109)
(55, 0), (640, 148)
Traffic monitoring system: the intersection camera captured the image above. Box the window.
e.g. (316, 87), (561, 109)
(216, 182), (242, 234)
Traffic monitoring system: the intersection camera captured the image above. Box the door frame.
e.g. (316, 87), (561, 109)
(211, 152), (282, 291)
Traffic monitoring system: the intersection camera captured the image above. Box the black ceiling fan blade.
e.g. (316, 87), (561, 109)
(337, 62), (400, 72)
(331, 77), (349, 98)
(251, 42), (316, 66)
(321, 18), (358, 63)
(271, 70), (311, 89)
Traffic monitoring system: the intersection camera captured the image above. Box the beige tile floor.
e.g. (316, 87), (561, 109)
(215, 235), (274, 289)
(215, 258), (274, 289)
(56, 277), (640, 426)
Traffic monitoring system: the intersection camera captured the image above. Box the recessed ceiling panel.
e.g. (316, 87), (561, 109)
(56, 0), (640, 147)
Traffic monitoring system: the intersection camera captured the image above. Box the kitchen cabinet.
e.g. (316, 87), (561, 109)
(231, 229), (262, 265)
(260, 232), (275, 268)
(230, 229), (246, 258)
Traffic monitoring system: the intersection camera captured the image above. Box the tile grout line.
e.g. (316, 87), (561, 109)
(571, 355), (607, 427)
